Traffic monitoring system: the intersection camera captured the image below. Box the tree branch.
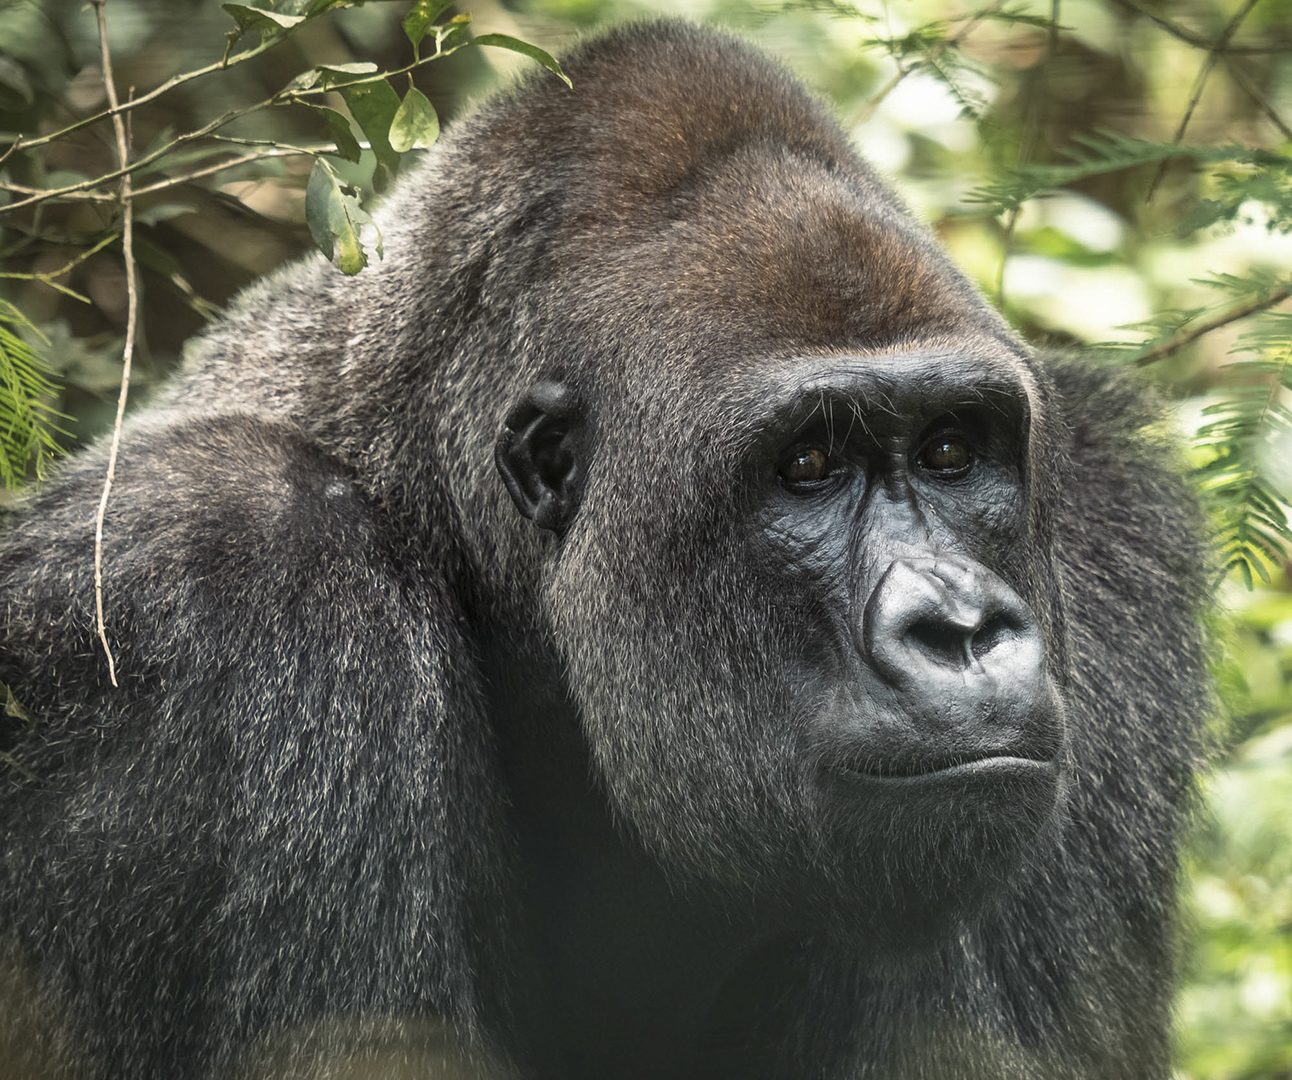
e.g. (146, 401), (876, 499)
(0, 37), (463, 219)
(1222, 57), (1292, 141)
(2, 143), (327, 205)
(0, 232), (118, 302)
(0, 98), (278, 216)
(996, 0), (1060, 305)
(0, 180), (114, 203)
(1109, 0), (1289, 54)
(131, 146), (322, 198)
(1134, 285), (1292, 367)
(0, 36), (282, 155)
(1144, 0), (1260, 202)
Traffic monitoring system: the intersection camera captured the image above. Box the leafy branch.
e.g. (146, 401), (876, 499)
(1133, 283), (1292, 368)
(0, 0), (571, 491)
(1143, 0), (1260, 202)
(0, 1), (569, 265)
(849, 1), (1015, 125)
(1103, 278), (1292, 582)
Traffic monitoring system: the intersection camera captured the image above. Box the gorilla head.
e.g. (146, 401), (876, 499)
(466, 24), (1073, 944)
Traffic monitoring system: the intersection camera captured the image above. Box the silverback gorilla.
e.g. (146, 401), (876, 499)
(0, 20), (1210, 1080)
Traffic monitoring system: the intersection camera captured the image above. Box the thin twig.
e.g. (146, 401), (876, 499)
(0, 180), (115, 203)
(995, 206), (1020, 304)
(0, 36), (282, 154)
(996, 0), (1060, 304)
(0, 98), (278, 216)
(2, 144), (327, 204)
(91, 0), (137, 689)
(1109, 0), (1292, 138)
(852, 0), (1006, 126)
(206, 134), (329, 154)
(1134, 284), (1292, 366)
(131, 146), (320, 197)
(0, 38), (462, 218)
(0, 232), (118, 302)
(283, 42), (456, 103)
(1145, 0), (1260, 202)
(1109, 0), (1287, 54)
(1222, 57), (1292, 141)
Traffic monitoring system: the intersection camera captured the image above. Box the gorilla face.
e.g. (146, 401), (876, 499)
(495, 148), (1068, 949)
(748, 345), (1067, 941)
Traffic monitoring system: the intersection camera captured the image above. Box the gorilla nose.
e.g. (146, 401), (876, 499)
(864, 557), (1038, 683)
(860, 557), (1061, 764)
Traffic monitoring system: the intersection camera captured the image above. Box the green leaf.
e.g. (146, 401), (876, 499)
(301, 103), (361, 162)
(260, 0), (357, 14)
(318, 61), (379, 88)
(2, 682), (32, 725)
(403, 0), (452, 52)
(388, 87), (439, 153)
(339, 78), (402, 174)
(305, 159), (370, 275)
(1231, 557), (1256, 590)
(470, 33), (572, 88)
(284, 68), (322, 93)
(0, 56), (34, 110)
(221, 4), (306, 40)
(302, 0), (358, 14)
(134, 203), (196, 227)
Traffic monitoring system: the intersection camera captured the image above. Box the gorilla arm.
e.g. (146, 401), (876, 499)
(0, 414), (500, 1079)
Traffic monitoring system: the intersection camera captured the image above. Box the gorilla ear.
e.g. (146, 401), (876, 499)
(495, 381), (585, 534)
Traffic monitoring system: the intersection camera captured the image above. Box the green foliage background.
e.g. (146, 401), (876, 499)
(2, 0), (1290, 1076)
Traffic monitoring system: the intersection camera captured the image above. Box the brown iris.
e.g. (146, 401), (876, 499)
(917, 433), (973, 476)
(779, 446), (830, 487)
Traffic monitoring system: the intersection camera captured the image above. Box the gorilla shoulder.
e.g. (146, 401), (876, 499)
(0, 415), (418, 717)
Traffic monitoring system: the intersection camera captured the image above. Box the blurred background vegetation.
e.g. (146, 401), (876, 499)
(1, 0), (1289, 1076)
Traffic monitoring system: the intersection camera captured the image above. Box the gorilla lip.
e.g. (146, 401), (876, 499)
(834, 753), (1056, 783)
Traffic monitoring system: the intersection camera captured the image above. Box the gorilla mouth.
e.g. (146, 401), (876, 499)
(838, 751), (1056, 782)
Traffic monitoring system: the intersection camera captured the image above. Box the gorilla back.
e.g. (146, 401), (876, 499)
(0, 21), (1210, 1080)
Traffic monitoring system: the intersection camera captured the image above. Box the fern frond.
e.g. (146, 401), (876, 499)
(1096, 307), (1209, 353)
(1194, 311), (1292, 587)
(1192, 270), (1286, 297)
(0, 300), (66, 489)
(966, 132), (1292, 216)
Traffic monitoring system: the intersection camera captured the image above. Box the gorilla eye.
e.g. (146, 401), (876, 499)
(779, 446), (831, 489)
(917, 432), (973, 477)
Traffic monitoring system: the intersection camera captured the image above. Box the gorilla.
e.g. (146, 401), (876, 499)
(0, 20), (1210, 1080)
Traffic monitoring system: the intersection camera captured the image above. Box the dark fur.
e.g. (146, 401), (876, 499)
(0, 22), (1209, 1080)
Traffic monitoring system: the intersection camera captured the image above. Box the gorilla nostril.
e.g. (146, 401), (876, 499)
(905, 619), (970, 667)
(970, 612), (1018, 662)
